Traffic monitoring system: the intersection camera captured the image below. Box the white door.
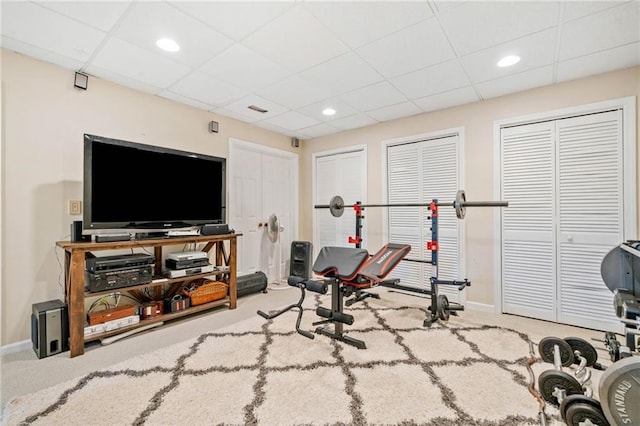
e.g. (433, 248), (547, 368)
(229, 139), (297, 283)
(386, 134), (463, 301)
(313, 147), (367, 251)
(501, 109), (627, 331)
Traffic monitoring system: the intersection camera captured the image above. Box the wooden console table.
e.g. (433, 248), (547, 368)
(56, 233), (241, 357)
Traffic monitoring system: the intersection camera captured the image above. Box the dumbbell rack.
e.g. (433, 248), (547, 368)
(347, 199), (469, 326)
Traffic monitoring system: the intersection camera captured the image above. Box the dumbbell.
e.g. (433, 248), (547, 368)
(537, 337), (609, 425)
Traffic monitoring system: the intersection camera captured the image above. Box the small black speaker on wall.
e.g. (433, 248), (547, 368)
(289, 241), (312, 280)
(70, 220), (90, 242)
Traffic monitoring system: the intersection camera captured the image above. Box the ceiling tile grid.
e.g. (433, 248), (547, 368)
(1, 0), (638, 139)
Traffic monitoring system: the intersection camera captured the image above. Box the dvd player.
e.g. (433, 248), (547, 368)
(165, 264), (214, 278)
(87, 253), (155, 273)
(167, 251), (208, 261)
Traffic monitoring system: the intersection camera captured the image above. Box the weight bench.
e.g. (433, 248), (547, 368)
(258, 243), (410, 349)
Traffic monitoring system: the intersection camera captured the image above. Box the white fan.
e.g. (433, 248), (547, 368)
(266, 213), (280, 243)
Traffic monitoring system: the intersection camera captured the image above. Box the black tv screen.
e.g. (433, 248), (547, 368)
(83, 133), (226, 232)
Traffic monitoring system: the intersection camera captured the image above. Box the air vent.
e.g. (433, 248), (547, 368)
(248, 105), (268, 113)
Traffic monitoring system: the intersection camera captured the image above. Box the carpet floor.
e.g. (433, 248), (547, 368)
(2, 288), (609, 425)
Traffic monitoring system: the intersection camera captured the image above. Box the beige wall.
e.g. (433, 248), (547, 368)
(1, 46), (638, 347)
(0, 49), (295, 346)
(299, 66), (639, 307)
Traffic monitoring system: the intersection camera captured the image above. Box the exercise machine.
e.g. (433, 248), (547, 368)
(258, 242), (410, 349)
(315, 190), (508, 326)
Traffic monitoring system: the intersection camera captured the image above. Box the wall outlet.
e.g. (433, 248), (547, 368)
(68, 200), (82, 215)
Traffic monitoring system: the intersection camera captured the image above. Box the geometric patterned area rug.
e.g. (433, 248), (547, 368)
(2, 288), (600, 425)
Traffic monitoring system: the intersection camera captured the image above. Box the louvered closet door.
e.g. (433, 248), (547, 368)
(557, 110), (623, 331)
(314, 149), (366, 250)
(501, 122), (556, 321)
(501, 110), (625, 330)
(387, 136), (461, 299)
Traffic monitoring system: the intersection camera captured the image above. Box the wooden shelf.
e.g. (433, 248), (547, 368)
(84, 297), (231, 342)
(56, 233), (241, 357)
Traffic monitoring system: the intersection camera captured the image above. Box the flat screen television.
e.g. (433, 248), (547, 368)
(83, 133), (226, 233)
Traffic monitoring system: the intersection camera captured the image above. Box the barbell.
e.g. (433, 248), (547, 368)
(315, 190), (508, 219)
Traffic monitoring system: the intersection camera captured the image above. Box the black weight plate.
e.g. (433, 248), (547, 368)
(437, 294), (450, 321)
(538, 370), (584, 405)
(565, 402), (610, 426)
(599, 356), (640, 426)
(564, 336), (598, 367)
(538, 336), (575, 367)
(560, 394), (602, 422)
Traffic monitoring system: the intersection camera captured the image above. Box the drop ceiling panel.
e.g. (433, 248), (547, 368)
(91, 37), (191, 89)
(1, 2), (106, 62)
(86, 64), (164, 94)
(158, 91), (215, 111)
(298, 52), (383, 96)
(35, 1), (131, 32)
(297, 98), (359, 123)
(305, 2), (433, 48)
(223, 94), (288, 120)
(460, 29), (556, 83)
(562, 1), (629, 22)
(168, 71), (247, 106)
(172, 2), (293, 42)
(357, 18), (456, 78)
(556, 42), (640, 82)
(199, 44), (290, 92)
(1, 36), (84, 71)
(330, 113), (378, 131)
(297, 123), (340, 138)
(413, 86), (479, 113)
(438, 1), (560, 55)
(558, 2), (640, 60)
(242, 5), (349, 73)
(256, 75), (330, 110)
(263, 111), (320, 131)
(366, 101), (423, 122)
(340, 81), (408, 112)
(475, 65), (554, 99)
(113, 2), (233, 69)
(391, 60), (471, 99)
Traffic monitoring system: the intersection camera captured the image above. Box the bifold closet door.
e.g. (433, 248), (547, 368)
(556, 110), (623, 331)
(501, 110), (624, 331)
(386, 136), (462, 300)
(314, 149), (366, 250)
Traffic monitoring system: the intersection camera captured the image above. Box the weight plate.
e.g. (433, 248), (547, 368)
(564, 402), (610, 426)
(329, 195), (344, 218)
(560, 394), (603, 422)
(599, 356), (640, 426)
(538, 370), (584, 405)
(538, 336), (575, 367)
(564, 336), (599, 367)
(437, 294), (450, 321)
(455, 190), (466, 219)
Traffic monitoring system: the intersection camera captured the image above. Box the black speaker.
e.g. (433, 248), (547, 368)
(31, 299), (69, 358)
(289, 241), (312, 280)
(70, 220), (90, 242)
(237, 271), (268, 297)
(201, 223), (229, 236)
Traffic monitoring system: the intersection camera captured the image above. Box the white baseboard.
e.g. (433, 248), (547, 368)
(466, 301), (496, 313)
(1, 339), (31, 356)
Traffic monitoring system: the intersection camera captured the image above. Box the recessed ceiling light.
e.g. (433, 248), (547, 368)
(497, 55), (520, 67)
(322, 108), (336, 116)
(156, 38), (180, 52)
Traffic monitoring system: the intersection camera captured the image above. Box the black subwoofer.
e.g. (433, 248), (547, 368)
(289, 241), (313, 280)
